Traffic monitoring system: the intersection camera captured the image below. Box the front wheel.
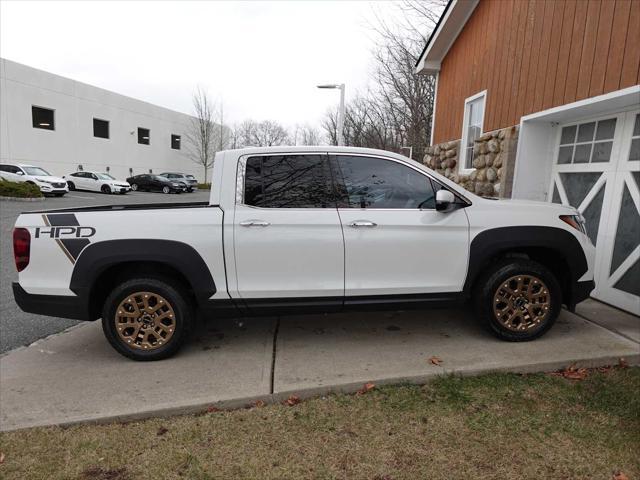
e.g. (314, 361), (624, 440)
(162, 186), (171, 194)
(131, 183), (138, 191)
(101, 184), (111, 194)
(473, 259), (561, 341)
(67, 181), (76, 191)
(101, 278), (193, 361)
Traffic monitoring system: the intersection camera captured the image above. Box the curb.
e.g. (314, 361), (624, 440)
(3, 352), (638, 432)
(0, 195), (45, 202)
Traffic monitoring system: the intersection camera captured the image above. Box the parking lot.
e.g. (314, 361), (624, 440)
(0, 189), (210, 354)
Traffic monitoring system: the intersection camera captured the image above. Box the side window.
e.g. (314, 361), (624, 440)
(244, 155), (333, 208)
(334, 156), (436, 209)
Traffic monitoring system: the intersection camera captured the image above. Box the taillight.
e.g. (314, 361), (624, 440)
(13, 228), (30, 272)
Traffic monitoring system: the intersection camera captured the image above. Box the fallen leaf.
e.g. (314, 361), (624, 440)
(0, 452), (4, 464)
(285, 395), (300, 406)
(428, 356), (443, 366)
(252, 400), (265, 408)
(356, 382), (376, 395)
(206, 406), (220, 413)
(156, 426), (168, 436)
(561, 364), (588, 380)
(618, 358), (629, 369)
(612, 470), (629, 480)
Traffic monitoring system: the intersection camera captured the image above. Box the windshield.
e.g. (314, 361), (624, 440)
(96, 173), (115, 180)
(186, 175), (195, 179)
(23, 167), (51, 176)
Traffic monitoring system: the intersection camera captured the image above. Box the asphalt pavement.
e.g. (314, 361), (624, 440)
(0, 189), (211, 354)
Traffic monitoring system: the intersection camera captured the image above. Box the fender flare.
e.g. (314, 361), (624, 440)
(69, 239), (216, 301)
(462, 226), (588, 294)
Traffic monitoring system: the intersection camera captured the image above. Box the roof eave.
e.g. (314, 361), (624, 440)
(415, 0), (480, 75)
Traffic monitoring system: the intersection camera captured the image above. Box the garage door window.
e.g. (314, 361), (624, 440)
(558, 118), (617, 164)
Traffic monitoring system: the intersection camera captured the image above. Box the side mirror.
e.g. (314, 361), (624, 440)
(435, 189), (456, 212)
(16, 171), (24, 176)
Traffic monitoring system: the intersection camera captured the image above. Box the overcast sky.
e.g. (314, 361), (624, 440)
(0, 0), (408, 129)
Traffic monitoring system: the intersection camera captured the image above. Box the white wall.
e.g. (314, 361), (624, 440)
(0, 58), (208, 182)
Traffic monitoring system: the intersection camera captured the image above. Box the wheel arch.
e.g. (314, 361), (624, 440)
(463, 226), (588, 308)
(70, 239), (216, 319)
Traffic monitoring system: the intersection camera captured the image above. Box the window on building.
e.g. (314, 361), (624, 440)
(93, 118), (109, 139)
(171, 134), (181, 150)
(244, 155), (333, 208)
(138, 128), (150, 145)
(334, 156), (436, 209)
(32, 106), (55, 130)
(460, 91), (486, 170)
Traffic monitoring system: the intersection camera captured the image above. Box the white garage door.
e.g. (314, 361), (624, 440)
(549, 109), (639, 315)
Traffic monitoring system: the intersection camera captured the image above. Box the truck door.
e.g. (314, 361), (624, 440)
(232, 153), (344, 307)
(332, 154), (470, 297)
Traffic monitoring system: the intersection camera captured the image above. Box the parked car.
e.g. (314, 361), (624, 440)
(64, 171), (131, 194)
(159, 172), (197, 192)
(126, 174), (185, 194)
(0, 163), (68, 197)
(12, 146), (596, 361)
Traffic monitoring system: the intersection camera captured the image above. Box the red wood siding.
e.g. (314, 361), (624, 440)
(432, 0), (640, 144)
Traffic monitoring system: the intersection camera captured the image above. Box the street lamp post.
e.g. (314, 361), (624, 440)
(317, 83), (345, 146)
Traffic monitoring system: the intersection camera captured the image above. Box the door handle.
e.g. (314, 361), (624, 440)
(239, 220), (271, 227)
(349, 220), (377, 228)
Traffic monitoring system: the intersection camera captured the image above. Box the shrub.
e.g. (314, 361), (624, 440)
(0, 179), (43, 198)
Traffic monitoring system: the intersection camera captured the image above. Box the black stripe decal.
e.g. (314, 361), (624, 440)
(45, 214), (90, 262)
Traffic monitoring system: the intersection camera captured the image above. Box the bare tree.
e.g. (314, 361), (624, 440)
(232, 119), (290, 147)
(293, 124), (322, 146)
(185, 87), (217, 183)
(321, 0), (446, 160)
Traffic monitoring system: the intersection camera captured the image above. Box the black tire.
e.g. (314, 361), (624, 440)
(162, 186), (171, 194)
(473, 258), (561, 341)
(101, 184), (111, 194)
(101, 277), (193, 361)
(131, 183), (138, 191)
(67, 181), (76, 191)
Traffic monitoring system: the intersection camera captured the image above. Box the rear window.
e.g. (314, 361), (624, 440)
(243, 155), (333, 208)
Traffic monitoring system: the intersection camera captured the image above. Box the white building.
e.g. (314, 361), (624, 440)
(0, 58), (205, 181)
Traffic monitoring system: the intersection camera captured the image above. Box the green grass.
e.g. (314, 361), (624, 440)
(196, 183), (211, 190)
(0, 179), (42, 198)
(1, 368), (638, 480)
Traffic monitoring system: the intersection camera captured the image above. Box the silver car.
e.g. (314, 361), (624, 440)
(158, 172), (197, 192)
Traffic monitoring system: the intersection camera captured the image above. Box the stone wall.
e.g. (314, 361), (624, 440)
(423, 125), (519, 198)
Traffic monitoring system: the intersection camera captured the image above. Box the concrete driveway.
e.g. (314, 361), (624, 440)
(1, 301), (638, 431)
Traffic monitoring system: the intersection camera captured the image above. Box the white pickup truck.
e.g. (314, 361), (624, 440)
(12, 146), (596, 361)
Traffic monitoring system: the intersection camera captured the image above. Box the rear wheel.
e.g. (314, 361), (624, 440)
(131, 183), (138, 191)
(101, 184), (111, 194)
(473, 259), (561, 341)
(101, 277), (193, 361)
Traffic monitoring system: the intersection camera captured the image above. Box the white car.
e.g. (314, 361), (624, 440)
(0, 163), (69, 197)
(64, 171), (131, 194)
(11, 146), (596, 361)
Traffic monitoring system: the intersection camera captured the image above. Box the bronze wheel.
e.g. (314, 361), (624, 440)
(474, 259), (561, 342)
(114, 291), (176, 351)
(492, 274), (551, 332)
